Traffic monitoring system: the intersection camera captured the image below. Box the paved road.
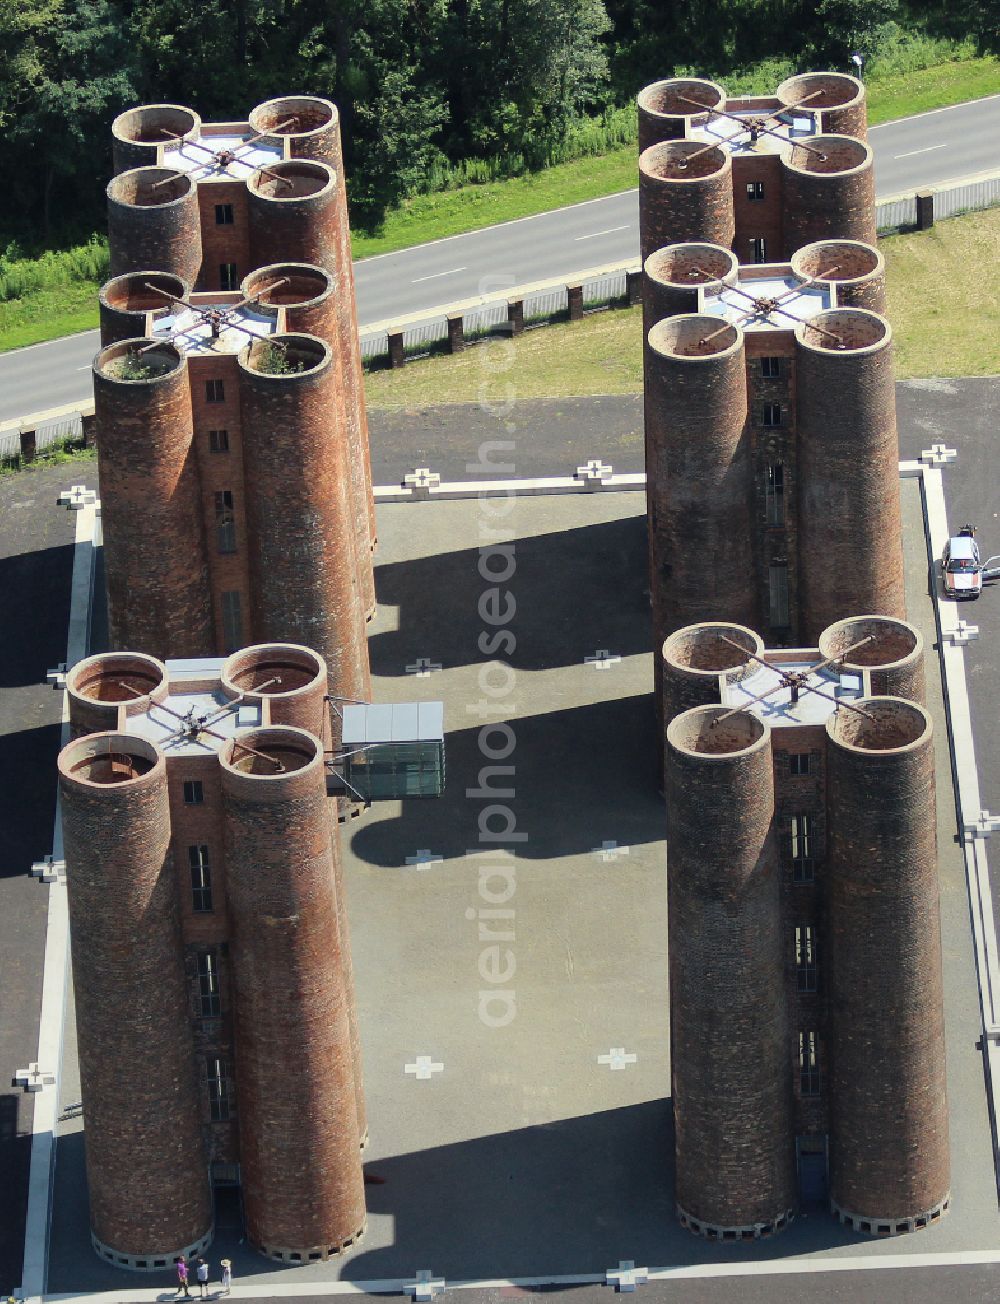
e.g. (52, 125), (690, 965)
(1, 93), (999, 423)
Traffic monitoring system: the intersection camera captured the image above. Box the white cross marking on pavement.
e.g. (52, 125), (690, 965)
(968, 810), (1000, 839)
(403, 467), (441, 496)
(919, 443), (957, 466)
(31, 855), (66, 885)
(593, 840), (630, 862)
(607, 1261), (649, 1292)
(406, 657), (442, 677)
(405, 1056), (444, 1081)
(57, 484), (97, 510)
(585, 650), (621, 670)
(946, 619), (979, 645)
(408, 1271), (446, 1302)
(405, 850), (443, 868)
(598, 1048), (638, 1071)
(14, 1063), (55, 1093)
(575, 459), (613, 485)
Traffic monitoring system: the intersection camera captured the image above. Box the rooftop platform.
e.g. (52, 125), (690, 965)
(150, 294), (275, 355)
(701, 267), (831, 329)
(690, 104), (817, 156)
(721, 650), (862, 726)
(123, 657), (262, 756)
(163, 125), (282, 182)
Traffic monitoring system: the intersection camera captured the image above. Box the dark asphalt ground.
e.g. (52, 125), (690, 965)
(0, 460), (98, 1294)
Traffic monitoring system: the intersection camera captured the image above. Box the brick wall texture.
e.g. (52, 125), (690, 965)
(107, 170), (202, 285)
(220, 730), (365, 1255)
(665, 710), (796, 1231)
(94, 348), (216, 659)
(825, 704), (950, 1221)
(58, 738), (213, 1257)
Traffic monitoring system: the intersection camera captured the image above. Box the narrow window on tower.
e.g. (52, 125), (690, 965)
(751, 237), (767, 263)
(183, 779), (204, 805)
(790, 813), (814, 883)
(208, 429), (229, 454)
(789, 752), (810, 776)
(197, 950), (221, 1017)
(765, 463), (785, 526)
(763, 403), (782, 428)
(761, 356), (780, 378)
(215, 204), (234, 226)
(768, 559), (789, 627)
(795, 925), (819, 993)
(219, 263), (238, 291)
(799, 1030), (821, 1095)
(215, 490), (236, 554)
(746, 181), (765, 202)
(206, 1057), (232, 1121)
(206, 379), (225, 403)
(189, 845), (213, 913)
(221, 591), (243, 654)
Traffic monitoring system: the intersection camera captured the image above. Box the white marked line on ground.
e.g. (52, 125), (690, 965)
(893, 143), (948, 159)
(74, 364), (91, 371)
(575, 224), (630, 241)
(411, 266), (467, 283)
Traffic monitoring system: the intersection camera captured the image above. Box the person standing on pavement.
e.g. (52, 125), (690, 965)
(175, 1256), (192, 1298)
(220, 1259), (232, 1296)
(195, 1256), (209, 1298)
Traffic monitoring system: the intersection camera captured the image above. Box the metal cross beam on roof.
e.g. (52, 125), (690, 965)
(676, 92), (829, 162)
(136, 278), (290, 349)
(115, 680), (286, 770)
(709, 634), (877, 725)
(691, 265), (845, 344)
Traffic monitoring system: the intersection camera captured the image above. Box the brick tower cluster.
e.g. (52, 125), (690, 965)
(96, 97), (376, 682)
(637, 73), (905, 677)
(661, 618), (950, 1238)
(59, 646), (367, 1268)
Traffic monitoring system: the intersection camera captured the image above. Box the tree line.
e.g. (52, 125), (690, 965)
(0, 0), (995, 247)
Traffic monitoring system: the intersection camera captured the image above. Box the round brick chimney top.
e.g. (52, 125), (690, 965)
(786, 133), (871, 175)
(663, 622), (763, 678)
(667, 704), (768, 757)
(637, 77), (726, 121)
(247, 159), (335, 201)
(107, 167), (193, 209)
(220, 725), (322, 778)
(67, 652), (168, 709)
(222, 644), (327, 703)
(249, 95), (338, 139)
(58, 732), (161, 786)
(827, 697), (931, 752)
(640, 139), (730, 182)
(648, 313), (742, 360)
(796, 307), (890, 353)
(791, 239), (882, 287)
(240, 263), (333, 312)
(645, 243), (738, 291)
(777, 72), (864, 116)
(819, 615), (921, 675)
(112, 103), (201, 147)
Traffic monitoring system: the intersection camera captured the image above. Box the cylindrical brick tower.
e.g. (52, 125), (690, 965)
(639, 142), (734, 263)
(795, 309), (904, 642)
(66, 652), (169, 738)
(661, 622), (764, 730)
(665, 706), (795, 1238)
(780, 136), (876, 256)
(646, 316), (756, 669)
(246, 161), (338, 275)
(790, 240), (885, 315)
(643, 243), (738, 331)
(111, 103), (202, 175)
(93, 340), (215, 659)
(98, 271), (190, 346)
(58, 732), (213, 1267)
(241, 263), (376, 620)
(248, 96), (378, 557)
(819, 615), (925, 703)
(219, 726), (366, 1260)
(238, 335), (369, 705)
(220, 645), (368, 1144)
(776, 72), (867, 141)
(636, 78), (726, 152)
(107, 168), (202, 284)
(825, 698), (950, 1234)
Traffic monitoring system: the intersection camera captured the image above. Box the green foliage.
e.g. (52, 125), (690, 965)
(0, 235), (108, 302)
(254, 342), (307, 375)
(106, 351), (158, 380)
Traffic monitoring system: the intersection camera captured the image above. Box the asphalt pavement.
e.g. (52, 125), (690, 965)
(2, 92), (999, 423)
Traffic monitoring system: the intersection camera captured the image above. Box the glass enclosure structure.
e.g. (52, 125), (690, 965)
(341, 701), (445, 800)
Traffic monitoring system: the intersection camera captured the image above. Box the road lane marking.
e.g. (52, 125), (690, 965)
(75, 364), (91, 371)
(411, 266), (467, 283)
(893, 143), (948, 158)
(576, 225), (631, 241)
